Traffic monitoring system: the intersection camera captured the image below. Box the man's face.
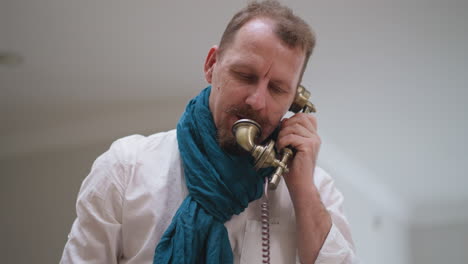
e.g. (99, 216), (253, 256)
(205, 18), (306, 153)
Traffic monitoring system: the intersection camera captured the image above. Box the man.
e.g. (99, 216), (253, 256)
(61, 1), (357, 263)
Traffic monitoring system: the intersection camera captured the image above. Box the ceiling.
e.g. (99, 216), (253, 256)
(1, 0), (467, 225)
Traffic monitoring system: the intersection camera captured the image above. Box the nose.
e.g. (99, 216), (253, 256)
(245, 83), (267, 111)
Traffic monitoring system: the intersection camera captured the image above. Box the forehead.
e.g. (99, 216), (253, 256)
(221, 19), (305, 84)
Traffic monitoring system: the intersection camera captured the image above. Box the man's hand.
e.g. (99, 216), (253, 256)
(276, 113), (320, 190)
(276, 113), (332, 263)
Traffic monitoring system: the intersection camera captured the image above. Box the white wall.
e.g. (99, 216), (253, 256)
(333, 177), (409, 264)
(0, 143), (109, 264)
(410, 221), (468, 264)
(319, 141), (410, 264)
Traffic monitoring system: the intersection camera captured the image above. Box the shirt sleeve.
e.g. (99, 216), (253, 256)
(60, 135), (142, 264)
(298, 167), (359, 264)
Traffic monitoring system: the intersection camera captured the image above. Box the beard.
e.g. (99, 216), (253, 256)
(216, 104), (269, 155)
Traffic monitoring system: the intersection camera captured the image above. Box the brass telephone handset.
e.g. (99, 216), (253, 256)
(231, 85), (316, 190)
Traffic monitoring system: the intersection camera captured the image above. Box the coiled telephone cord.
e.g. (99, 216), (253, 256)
(261, 180), (270, 264)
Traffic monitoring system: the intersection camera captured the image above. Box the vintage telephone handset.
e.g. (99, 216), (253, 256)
(231, 85), (316, 190)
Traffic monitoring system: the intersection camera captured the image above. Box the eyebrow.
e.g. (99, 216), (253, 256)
(230, 62), (258, 73)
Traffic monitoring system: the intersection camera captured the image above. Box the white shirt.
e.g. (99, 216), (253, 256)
(60, 130), (357, 264)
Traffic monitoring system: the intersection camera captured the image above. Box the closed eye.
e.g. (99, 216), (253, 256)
(269, 83), (287, 94)
(233, 71), (258, 84)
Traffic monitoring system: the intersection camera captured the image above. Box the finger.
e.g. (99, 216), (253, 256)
(276, 125), (317, 150)
(278, 122), (314, 140)
(276, 133), (321, 153)
(282, 113), (317, 133)
(278, 115), (318, 150)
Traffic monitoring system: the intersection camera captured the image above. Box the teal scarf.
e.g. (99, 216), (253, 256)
(154, 86), (270, 263)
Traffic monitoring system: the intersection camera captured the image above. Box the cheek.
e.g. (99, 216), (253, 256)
(223, 84), (249, 104)
(269, 98), (291, 120)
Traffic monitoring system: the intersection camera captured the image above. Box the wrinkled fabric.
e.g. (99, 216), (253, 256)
(154, 86), (271, 264)
(60, 131), (358, 264)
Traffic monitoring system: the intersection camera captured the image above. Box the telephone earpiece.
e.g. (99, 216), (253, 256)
(289, 85), (316, 114)
(232, 85), (316, 190)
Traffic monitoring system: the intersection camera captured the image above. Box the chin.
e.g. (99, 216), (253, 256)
(217, 127), (248, 155)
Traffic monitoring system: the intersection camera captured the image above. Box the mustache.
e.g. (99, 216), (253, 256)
(224, 105), (268, 127)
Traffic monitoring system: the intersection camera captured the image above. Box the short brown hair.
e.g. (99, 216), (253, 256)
(218, 0), (316, 81)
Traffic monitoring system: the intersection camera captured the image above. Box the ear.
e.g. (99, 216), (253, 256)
(204, 45), (218, 84)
